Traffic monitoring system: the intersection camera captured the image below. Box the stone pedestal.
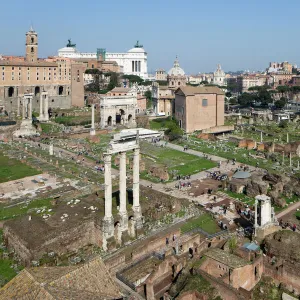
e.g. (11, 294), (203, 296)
(49, 144), (54, 156)
(13, 119), (37, 137)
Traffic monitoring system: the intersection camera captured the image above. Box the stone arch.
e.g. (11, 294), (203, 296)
(128, 114), (133, 124)
(107, 116), (112, 126)
(34, 86), (40, 96)
(58, 86), (64, 95)
(8, 87), (14, 97)
(31, 47), (34, 53)
(31, 37), (34, 43)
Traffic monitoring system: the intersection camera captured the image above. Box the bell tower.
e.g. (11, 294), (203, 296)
(25, 26), (38, 62)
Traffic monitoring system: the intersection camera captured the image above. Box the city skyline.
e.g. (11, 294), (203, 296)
(0, 0), (299, 74)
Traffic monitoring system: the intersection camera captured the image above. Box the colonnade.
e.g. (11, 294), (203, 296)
(102, 146), (142, 249)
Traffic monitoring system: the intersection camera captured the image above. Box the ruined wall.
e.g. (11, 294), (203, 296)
(4, 220), (102, 266)
(263, 259), (300, 295)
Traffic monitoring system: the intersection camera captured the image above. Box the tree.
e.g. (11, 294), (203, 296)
(225, 91), (232, 98)
(276, 85), (290, 96)
(107, 72), (119, 91)
(238, 92), (256, 106)
(258, 89), (272, 106)
(228, 237), (237, 254)
(279, 120), (288, 128)
(156, 80), (168, 86)
(200, 80), (208, 85)
(229, 97), (237, 105)
(275, 97), (287, 109)
(144, 90), (152, 109)
(122, 74), (144, 84)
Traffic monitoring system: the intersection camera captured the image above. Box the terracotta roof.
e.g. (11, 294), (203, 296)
(0, 60), (57, 67)
(0, 256), (121, 300)
(176, 86), (225, 96)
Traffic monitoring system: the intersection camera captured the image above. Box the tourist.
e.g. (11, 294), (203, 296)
(292, 224), (296, 232)
(173, 234), (176, 241)
(166, 237), (169, 245)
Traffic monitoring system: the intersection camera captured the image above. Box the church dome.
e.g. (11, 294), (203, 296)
(168, 57), (185, 76)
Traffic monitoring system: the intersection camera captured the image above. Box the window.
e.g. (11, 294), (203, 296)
(31, 47), (34, 53)
(202, 99), (208, 107)
(12, 67), (14, 70)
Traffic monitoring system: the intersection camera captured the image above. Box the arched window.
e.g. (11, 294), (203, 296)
(58, 86), (64, 95)
(31, 37), (34, 43)
(31, 47), (34, 53)
(34, 86), (40, 96)
(8, 87), (14, 97)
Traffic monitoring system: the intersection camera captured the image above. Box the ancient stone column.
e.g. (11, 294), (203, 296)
(49, 144), (54, 156)
(44, 94), (49, 121)
(119, 152), (128, 231)
(29, 97), (32, 120)
(119, 152), (127, 214)
(132, 147), (142, 231)
(133, 147), (140, 208)
(39, 93), (44, 120)
(90, 104), (96, 135)
(104, 154), (113, 220)
(287, 133), (289, 143)
(17, 97), (20, 117)
(22, 98), (26, 120)
(260, 131), (263, 143)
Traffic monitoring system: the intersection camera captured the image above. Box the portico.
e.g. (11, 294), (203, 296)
(102, 138), (142, 250)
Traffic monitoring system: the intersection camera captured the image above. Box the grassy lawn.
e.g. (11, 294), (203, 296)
(0, 153), (40, 183)
(295, 211), (300, 220)
(140, 141), (216, 180)
(0, 198), (53, 221)
(223, 190), (255, 205)
(40, 123), (61, 133)
(180, 213), (220, 234)
(0, 230), (23, 287)
(149, 118), (168, 130)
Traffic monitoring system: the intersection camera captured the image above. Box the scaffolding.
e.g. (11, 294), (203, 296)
(97, 48), (106, 61)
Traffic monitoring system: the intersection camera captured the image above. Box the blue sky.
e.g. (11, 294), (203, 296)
(0, 0), (299, 74)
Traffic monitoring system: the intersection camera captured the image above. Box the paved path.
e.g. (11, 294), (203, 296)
(276, 201), (300, 218)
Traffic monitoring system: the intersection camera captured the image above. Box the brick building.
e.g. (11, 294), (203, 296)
(0, 27), (85, 114)
(175, 86), (225, 133)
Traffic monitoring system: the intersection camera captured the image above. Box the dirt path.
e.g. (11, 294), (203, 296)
(276, 201), (300, 219)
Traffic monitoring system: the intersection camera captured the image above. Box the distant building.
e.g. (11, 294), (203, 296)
(155, 69), (167, 81)
(188, 73), (213, 85)
(213, 64), (226, 86)
(267, 61), (293, 73)
(175, 86), (225, 133)
(237, 74), (268, 92)
(167, 57), (186, 88)
(58, 40), (148, 79)
(0, 27), (85, 113)
(152, 82), (175, 116)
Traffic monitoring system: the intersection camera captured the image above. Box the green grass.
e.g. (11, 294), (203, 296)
(140, 141), (216, 180)
(0, 153), (40, 183)
(0, 259), (23, 287)
(180, 213), (220, 234)
(40, 123), (61, 133)
(223, 190), (255, 205)
(149, 118), (168, 130)
(0, 198), (53, 221)
(0, 230), (23, 287)
(295, 211), (300, 220)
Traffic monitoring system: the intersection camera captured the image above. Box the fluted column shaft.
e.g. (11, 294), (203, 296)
(104, 154), (112, 219)
(119, 152), (127, 214)
(133, 148), (140, 208)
